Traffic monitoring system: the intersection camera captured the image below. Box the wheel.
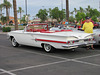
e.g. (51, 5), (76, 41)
(43, 44), (55, 53)
(11, 38), (19, 47)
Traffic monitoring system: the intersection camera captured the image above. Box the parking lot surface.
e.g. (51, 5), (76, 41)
(0, 34), (100, 75)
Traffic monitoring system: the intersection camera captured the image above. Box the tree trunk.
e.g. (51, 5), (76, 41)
(0, 8), (2, 16)
(13, 0), (18, 30)
(66, 0), (69, 21)
(6, 7), (9, 25)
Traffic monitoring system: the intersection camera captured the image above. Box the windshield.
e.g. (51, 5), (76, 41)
(26, 24), (48, 32)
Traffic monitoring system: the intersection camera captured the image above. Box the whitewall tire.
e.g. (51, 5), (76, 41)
(11, 38), (19, 47)
(43, 44), (54, 53)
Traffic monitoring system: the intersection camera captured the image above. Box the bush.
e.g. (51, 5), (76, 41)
(2, 27), (11, 32)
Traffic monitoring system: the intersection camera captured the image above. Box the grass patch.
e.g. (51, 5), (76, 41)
(5, 26), (25, 30)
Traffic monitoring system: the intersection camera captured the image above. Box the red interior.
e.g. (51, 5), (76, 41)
(27, 29), (72, 33)
(27, 29), (46, 32)
(40, 30), (73, 33)
(26, 24), (72, 33)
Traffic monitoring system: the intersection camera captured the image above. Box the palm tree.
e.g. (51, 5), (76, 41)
(48, 8), (52, 17)
(79, 7), (84, 13)
(17, 7), (24, 24)
(2, 0), (12, 24)
(13, 0), (18, 30)
(74, 8), (77, 15)
(86, 5), (91, 13)
(0, 4), (3, 17)
(70, 11), (74, 17)
(66, 0), (69, 21)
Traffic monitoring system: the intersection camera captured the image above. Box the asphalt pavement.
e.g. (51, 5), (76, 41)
(0, 34), (100, 75)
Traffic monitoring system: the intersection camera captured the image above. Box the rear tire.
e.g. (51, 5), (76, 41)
(43, 44), (55, 53)
(11, 38), (19, 47)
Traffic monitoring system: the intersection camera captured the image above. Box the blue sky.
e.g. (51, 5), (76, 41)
(0, 0), (100, 19)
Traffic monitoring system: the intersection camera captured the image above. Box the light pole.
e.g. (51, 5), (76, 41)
(25, 0), (27, 15)
(61, 0), (63, 10)
(61, 0), (63, 23)
(25, 0), (28, 24)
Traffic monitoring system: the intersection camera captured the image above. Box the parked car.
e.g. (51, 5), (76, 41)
(96, 22), (100, 28)
(7, 23), (95, 53)
(73, 28), (100, 45)
(50, 25), (100, 45)
(94, 22), (99, 28)
(93, 29), (100, 45)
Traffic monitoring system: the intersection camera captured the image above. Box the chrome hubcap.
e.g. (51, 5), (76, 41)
(44, 44), (51, 52)
(12, 38), (17, 46)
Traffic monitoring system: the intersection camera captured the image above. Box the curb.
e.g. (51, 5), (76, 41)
(0, 32), (7, 34)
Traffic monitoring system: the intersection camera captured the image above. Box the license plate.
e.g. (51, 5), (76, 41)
(79, 40), (84, 43)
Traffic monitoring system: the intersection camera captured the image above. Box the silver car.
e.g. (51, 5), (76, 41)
(93, 29), (100, 45)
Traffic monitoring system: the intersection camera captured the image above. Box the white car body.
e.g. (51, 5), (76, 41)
(51, 25), (100, 45)
(7, 24), (95, 52)
(93, 29), (100, 44)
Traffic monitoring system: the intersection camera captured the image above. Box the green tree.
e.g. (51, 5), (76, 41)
(49, 7), (65, 22)
(79, 7), (84, 13)
(75, 12), (86, 22)
(74, 8), (77, 14)
(70, 11), (74, 16)
(36, 9), (48, 22)
(59, 9), (66, 22)
(69, 16), (75, 22)
(85, 8), (100, 22)
(17, 7), (24, 24)
(92, 16), (98, 22)
(0, 16), (7, 24)
(47, 8), (52, 21)
(85, 5), (91, 13)
(89, 9), (100, 17)
(50, 7), (59, 22)
(0, 4), (3, 17)
(2, 0), (12, 24)
(21, 15), (27, 24)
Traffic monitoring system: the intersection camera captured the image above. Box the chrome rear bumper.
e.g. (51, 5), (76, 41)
(62, 41), (96, 49)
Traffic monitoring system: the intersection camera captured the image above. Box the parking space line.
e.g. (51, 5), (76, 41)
(1, 58), (100, 74)
(1, 45), (100, 73)
(2, 60), (69, 73)
(0, 69), (16, 75)
(72, 59), (100, 67)
(0, 45), (67, 60)
(74, 54), (100, 60)
(0, 55), (100, 74)
(1, 45), (100, 60)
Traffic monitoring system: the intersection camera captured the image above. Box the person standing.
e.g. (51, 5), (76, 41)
(82, 16), (94, 50)
(81, 16), (94, 28)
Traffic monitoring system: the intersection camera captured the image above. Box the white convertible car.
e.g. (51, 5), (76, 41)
(51, 25), (100, 45)
(7, 24), (95, 52)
